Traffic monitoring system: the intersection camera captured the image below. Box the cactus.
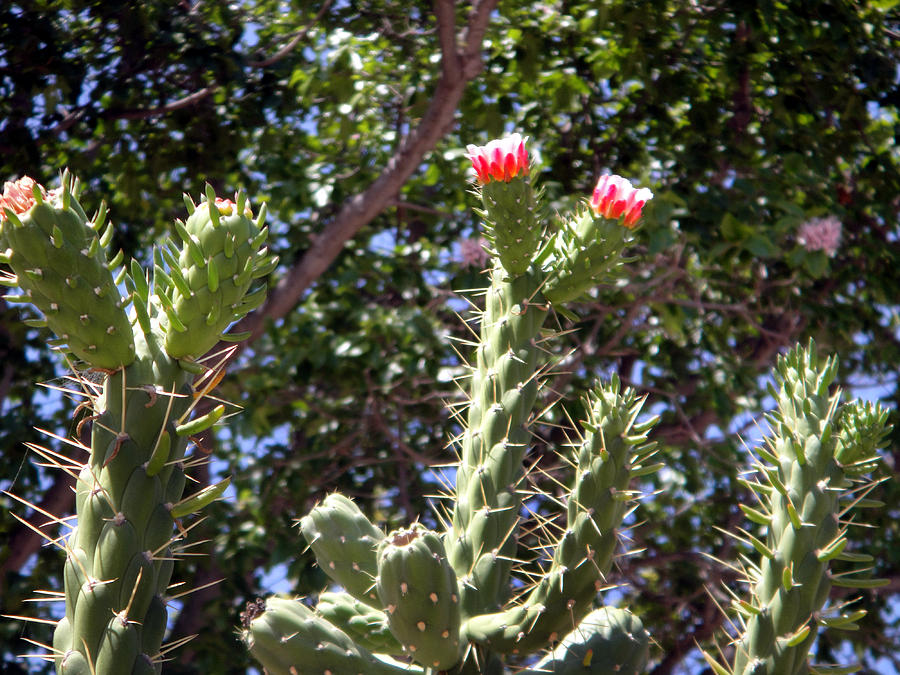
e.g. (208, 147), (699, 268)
(1, 173), (276, 673)
(242, 136), (665, 674)
(703, 345), (891, 675)
(241, 135), (890, 675)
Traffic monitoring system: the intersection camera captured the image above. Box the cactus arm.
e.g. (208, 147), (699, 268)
(444, 261), (549, 618)
(316, 591), (403, 654)
(376, 525), (462, 669)
(159, 189), (276, 360)
(461, 378), (658, 655)
(522, 607), (650, 675)
(242, 596), (425, 675)
(299, 493), (386, 604)
(726, 342), (890, 675)
(0, 172), (134, 369)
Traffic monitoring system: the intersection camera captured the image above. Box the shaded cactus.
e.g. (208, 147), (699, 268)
(525, 607), (650, 675)
(1, 174), (276, 673)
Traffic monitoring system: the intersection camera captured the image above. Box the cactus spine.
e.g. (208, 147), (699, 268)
(1, 173), (275, 673)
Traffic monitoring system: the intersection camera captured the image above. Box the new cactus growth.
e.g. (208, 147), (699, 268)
(1, 173), (276, 673)
(242, 136), (890, 675)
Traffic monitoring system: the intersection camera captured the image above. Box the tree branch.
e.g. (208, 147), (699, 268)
(218, 0), (498, 354)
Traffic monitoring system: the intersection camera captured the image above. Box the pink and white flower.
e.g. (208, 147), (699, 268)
(465, 134), (529, 184)
(0, 176), (44, 219)
(797, 216), (841, 257)
(590, 174), (653, 228)
(459, 236), (490, 267)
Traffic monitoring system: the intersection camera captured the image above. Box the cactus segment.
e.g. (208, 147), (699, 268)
(462, 378), (657, 655)
(542, 207), (633, 305)
(158, 189), (278, 359)
(728, 342), (890, 675)
(376, 524), (462, 669)
(465, 135), (539, 277)
(316, 591), (403, 654)
(445, 262), (549, 618)
(242, 596), (423, 675)
(299, 493), (386, 604)
(523, 607), (650, 675)
(53, 331), (195, 672)
(0, 174), (134, 369)
(478, 176), (541, 277)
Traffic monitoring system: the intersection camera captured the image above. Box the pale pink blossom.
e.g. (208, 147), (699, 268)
(459, 236), (490, 267)
(590, 174), (653, 228)
(797, 216), (841, 257)
(0, 176), (44, 219)
(465, 134), (529, 184)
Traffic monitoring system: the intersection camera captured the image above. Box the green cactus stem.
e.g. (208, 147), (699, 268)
(523, 607), (650, 675)
(1, 174), (274, 672)
(242, 596), (423, 675)
(444, 262), (549, 619)
(718, 342), (890, 675)
(158, 187), (275, 360)
(299, 493), (386, 604)
(462, 377), (658, 656)
(375, 524), (462, 669)
(0, 172), (134, 369)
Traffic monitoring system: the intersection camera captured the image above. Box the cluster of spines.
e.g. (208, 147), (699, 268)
(703, 342), (890, 675)
(0, 170), (135, 369)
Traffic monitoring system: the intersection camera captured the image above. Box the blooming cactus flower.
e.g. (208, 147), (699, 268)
(0, 176), (44, 219)
(590, 174), (653, 228)
(466, 134), (529, 184)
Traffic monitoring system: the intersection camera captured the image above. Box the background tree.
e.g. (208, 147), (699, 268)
(1, 1), (898, 673)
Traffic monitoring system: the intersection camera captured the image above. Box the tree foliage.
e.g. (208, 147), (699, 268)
(1, 1), (898, 673)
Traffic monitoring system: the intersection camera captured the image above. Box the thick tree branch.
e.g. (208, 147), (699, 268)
(219, 0), (498, 353)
